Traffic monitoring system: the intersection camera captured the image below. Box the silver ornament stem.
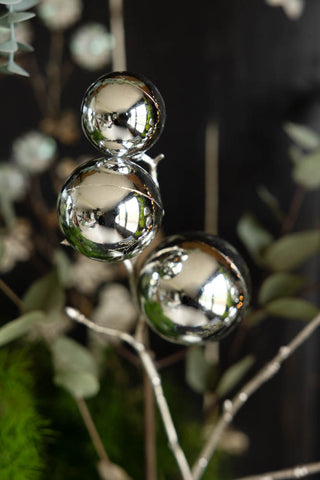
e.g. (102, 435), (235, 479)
(65, 306), (193, 480)
(235, 461), (320, 480)
(192, 312), (320, 480)
(140, 153), (165, 187)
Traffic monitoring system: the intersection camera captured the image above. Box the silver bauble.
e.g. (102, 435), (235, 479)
(138, 233), (251, 345)
(81, 71), (166, 157)
(57, 157), (163, 262)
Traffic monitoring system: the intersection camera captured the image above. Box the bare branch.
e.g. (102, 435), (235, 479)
(65, 306), (193, 480)
(192, 313), (320, 480)
(235, 461), (320, 480)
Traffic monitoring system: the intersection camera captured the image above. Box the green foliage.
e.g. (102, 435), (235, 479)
(0, 310), (44, 347)
(264, 297), (319, 320)
(215, 355), (255, 398)
(284, 122), (320, 150)
(258, 272), (306, 305)
(0, 347), (49, 480)
(186, 346), (211, 394)
(237, 213), (274, 264)
(52, 336), (100, 399)
(262, 230), (320, 272)
(0, 0), (38, 77)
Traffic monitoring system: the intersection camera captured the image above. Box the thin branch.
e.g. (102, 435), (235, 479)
(191, 312), (320, 480)
(235, 461), (320, 480)
(0, 278), (24, 312)
(144, 371), (157, 480)
(75, 397), (110, 465)
(65, 306), (193, 480)
(280, 185), (305, 235)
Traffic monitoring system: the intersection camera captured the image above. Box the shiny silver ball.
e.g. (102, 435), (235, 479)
(138, 233), (251, 345)
(57, 157), (164, 262)
(81, 71), (166, 157)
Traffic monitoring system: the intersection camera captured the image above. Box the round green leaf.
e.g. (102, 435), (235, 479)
(237, 213), (274, 264)
(185, 346), (211, 394)
(52, 336), (98, 377)
(292, 150), (320, 189)
(263, 230), (320, 272)
(0, 311), (44, 347)
(216, 355), (255, 398)
(258, 273), (306, 305)
(284, 122), (320, 150)
(23, 271), (65, 321)
(54, 370), (99, 399)
(265, 297), (319, 320)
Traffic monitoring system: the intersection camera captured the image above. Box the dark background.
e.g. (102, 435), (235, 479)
(2, 0), (320, 478)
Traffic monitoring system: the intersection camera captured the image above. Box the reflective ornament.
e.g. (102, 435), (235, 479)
(57, 157), (163, 262)
(138, 233), (251, 345)
(81, 71), (166, 157)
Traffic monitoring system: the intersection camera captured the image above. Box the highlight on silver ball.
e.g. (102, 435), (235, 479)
(81, 71), (166, 157)
(57, 156), (164, 262)
(138, 233), (251, 345)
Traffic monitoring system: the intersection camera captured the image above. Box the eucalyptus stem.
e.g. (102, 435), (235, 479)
(65, 307), (193, 480)
(191, 313), (320, 480)
(0, 277), (24, 312)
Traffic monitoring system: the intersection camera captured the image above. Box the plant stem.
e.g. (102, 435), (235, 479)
(191, 312), (320, 480)
(46, 30), (64, 116)
(144, 370), (157, 480)
(65, 307), (193, 480)
(75, 396), (110, 465)
(235, 461), (320, 480)
(0, 278), (24, 312)
(280, 185), (305, 235)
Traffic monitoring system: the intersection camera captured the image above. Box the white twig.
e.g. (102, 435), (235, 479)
(192, 313), (320, 480)
(235, 461), (320, 480)
(65, 307), (193, 480)
(140, 153), (165, 187)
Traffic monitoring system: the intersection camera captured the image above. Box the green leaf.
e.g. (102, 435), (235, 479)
(258, 272), (306, 305)
(216, 355), (255, 398)
(17, 41), (34, 52)
(0, 311), (44, 347)
(0, 0), (22, 4)
(237, 213), (274, 264)
(292, 150), (320, 189)
(53, 336), (98, 377)
(265, 297), (319, 320)
(256, 185), (284, 222)
(284, 122), (320, 150)
(263, 230), (320, 271)
(54, 370), (99, 399)
(23, 270), (65, 321)
(14, 0), (40, 10)
(53, 249), (71, 286)
(1, 60), (29, 76)
(52, 336), (100, 398)
(0, 39), (18, 52)
(185, 346), (211, 394)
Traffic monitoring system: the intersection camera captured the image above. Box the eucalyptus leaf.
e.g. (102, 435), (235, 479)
(265, 297), (319, 320)
(256, 185), (284, 222)
(186, 346), (211, 394)
(237, 213), (274, 264)
(0, 311), (44, 347)
(284, 122), (320, 150)
(263, 230), (320, 271)
(258, 272), (306, 305)
(54, 370), (99, 399)
(23, 270), (65, 321)
(0, 39), (18, 52)
(292, 150), (320, 189)
(288, 145), (305, 164)
(52, 336), (98, 377)
(6, 60), (29, 76)
(17, 41), (33, 52)
(53, 249), (71, 286)
(14, 0), (40, 10)
(52, 336), (100, 398)
(0, 0), (22, 4)
(216, 355), (255, 398)
(6, 10), (35, 22)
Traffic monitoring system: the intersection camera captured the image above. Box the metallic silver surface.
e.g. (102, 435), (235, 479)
(57, 157), (164, 262)
(81, 71), (166, 157)
(138, 233), (251, 345)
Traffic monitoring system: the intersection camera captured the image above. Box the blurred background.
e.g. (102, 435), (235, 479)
(1, 1), (320, 479)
